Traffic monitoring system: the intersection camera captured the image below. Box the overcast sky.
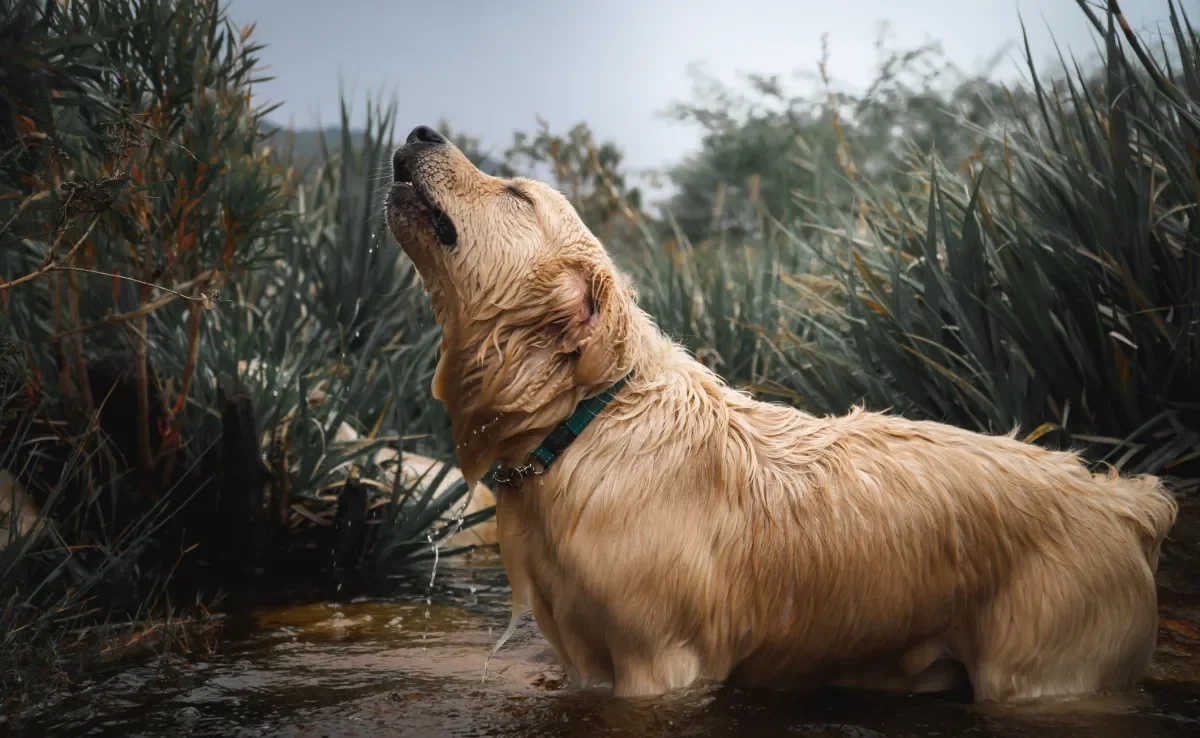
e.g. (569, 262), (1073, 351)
(226, 0), (1177, 177)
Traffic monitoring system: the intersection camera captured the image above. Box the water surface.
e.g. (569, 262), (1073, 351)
(21, 498), (1200, 738)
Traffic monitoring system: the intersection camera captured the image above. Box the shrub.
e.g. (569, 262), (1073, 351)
(766, 0), (1200, 486)
(0, 0), (486, 710)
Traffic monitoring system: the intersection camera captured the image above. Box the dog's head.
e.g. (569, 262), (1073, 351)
(386, 126), (636, 475)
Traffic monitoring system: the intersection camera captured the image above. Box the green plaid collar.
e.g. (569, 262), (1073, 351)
(492, 372), (631, 489)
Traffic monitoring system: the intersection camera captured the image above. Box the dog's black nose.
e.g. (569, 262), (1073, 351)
(406, 125), (446, 145)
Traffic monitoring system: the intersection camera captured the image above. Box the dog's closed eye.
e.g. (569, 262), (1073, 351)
(506, 184), (535, 206)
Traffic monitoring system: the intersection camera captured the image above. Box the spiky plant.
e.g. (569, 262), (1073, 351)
(771, 0), (1200, 485)
(0, 0), (492, 710)
(242, 95), (492, 569)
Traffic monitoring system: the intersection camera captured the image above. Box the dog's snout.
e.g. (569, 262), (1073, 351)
(394, 126), (447, 180)
(391, 147), (410, 182)
(407, 125), (446, 145)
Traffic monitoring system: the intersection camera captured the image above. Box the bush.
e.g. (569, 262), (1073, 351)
(623, 0), (1200, 488)
(768, 0), (1200, 487)
(0, 0), (485, 709)
(2, 0), (287, 705)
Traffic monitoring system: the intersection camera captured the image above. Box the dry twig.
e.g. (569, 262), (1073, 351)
(0, 214), (102, 293)
(49, 270), (220, 341)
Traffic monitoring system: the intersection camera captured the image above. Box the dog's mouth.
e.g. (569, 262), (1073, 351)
(391, 156), (458, 249)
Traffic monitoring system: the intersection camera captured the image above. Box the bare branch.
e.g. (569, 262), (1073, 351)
(53, 267), (217, 305)
(49, 271), (221, 341)
(0, 214), (101, 293)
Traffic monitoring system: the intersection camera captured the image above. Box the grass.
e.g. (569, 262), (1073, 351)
(611, 1), (1200, 491)
(763, 0), (1200, 487)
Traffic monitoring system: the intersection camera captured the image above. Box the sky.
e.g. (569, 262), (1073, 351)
(225, 0), (1179, 180)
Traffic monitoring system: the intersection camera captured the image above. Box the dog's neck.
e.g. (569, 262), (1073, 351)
(436, 356), (632, 486)
(435, 306), (666, 485)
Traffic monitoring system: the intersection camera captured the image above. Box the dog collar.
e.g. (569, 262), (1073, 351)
(492, 372), (632, 489)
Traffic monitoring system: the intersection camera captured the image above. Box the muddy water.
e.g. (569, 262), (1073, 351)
(21, 499), (1200, 738)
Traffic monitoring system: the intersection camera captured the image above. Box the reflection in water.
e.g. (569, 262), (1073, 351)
(19, 498), (1200, 738)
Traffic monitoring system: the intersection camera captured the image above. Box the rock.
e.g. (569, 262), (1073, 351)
(1, 470), (48, 551)
(176, 706), (201, 721)
(336, 423), (497, 548)
(385, 449), (497, 549)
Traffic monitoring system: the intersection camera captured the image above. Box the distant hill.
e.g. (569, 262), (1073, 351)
(259, 125), (360, 161)
(259, 123), (505, 175)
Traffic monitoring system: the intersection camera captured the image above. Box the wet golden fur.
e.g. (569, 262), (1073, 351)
(386, 132), (1178, 702)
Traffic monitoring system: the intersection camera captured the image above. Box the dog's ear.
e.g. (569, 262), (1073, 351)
(543, 259), (630, 387)
(550, 268), (602, 355)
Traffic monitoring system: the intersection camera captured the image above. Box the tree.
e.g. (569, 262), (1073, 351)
(660, 29), (1022, 243)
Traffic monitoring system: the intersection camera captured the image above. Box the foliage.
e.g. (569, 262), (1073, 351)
(618, 1), (1200, 487)
(0, 0), (485, 710)
(661, 28), (1025, 243)
(1, 0), (287, 707)
(766, 0), (1200, 485)
(242, 97), (477, 569)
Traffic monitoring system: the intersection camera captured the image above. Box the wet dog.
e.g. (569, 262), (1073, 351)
(385, 125), (1177, 701)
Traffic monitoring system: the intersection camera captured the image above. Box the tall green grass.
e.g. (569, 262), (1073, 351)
(772, 1), (1200, 485)
(625, 0), (1200, 487)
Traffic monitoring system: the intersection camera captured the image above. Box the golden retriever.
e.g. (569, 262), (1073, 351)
(385, 124), (1178, 702)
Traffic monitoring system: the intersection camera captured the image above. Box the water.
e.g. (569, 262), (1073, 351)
(18, 501), (1200, 738)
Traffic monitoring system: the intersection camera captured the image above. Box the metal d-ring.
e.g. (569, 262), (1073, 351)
(492, 457), (547, 489)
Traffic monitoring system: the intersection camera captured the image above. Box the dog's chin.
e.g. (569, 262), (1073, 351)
(386, 190), (451, 323)
(387, 181), (457, 250)
(385, 206), (433, 260)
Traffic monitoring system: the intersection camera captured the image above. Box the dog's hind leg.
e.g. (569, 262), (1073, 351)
(961, 541), (1159, 703)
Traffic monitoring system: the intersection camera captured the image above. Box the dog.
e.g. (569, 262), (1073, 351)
(385, 124), (1178, 701)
